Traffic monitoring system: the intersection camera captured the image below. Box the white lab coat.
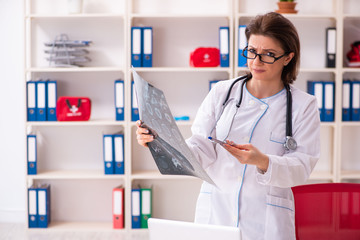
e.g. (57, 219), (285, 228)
(186, 78), (320, 240)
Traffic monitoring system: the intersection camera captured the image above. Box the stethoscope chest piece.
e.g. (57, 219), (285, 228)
(284, 136), (297, 151)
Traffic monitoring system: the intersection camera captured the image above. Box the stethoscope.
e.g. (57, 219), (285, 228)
(210, 74), (297, 151)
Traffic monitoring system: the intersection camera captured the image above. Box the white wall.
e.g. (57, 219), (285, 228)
(0, 0), (26, 222)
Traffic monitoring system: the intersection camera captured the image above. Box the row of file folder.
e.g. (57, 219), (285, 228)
(103, 133), (125, 174)
(27, 80), (57, 121)
(27, 134), (37, 175)
(307, 80), (335, 122)
(343, 79), (360, 121)
(131, 26), (153, 67)
(113, 185), (124, 229)
(131, 188), (152, 229)
(28, 184), (51, 228)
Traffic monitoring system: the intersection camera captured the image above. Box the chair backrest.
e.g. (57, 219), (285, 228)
(292, 183), (360, 240)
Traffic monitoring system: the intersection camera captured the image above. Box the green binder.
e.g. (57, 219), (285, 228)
(140, 188), (152, 228)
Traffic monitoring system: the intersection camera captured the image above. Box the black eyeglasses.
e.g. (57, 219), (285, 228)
(242, 46), (289, 64)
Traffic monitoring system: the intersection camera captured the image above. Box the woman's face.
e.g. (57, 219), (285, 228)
(247, 34), (294, 83)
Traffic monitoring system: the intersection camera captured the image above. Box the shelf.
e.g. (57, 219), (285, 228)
(130, 13), (230, 19)
(236, 67), (337, 74)
(340, 171), (360, 180)
(131, 67), (232, 73)
(343, 14), (360, 19)
(27, 221), (126, 232)
(26, 119), (125, 127)
(27, 170), (126, 180)
(342, 68), (360, 73)
(131, 170), (200, 181)
(26, 14), (125, 19)
(340, 122), (360, 127)
(320, 122), (336, 128)
(237, 13), (337, 19)
(26, 67), (125, 73)
(309, 171), (334, 180)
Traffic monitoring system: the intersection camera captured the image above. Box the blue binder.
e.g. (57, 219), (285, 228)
(209, 80), (219, 91)
(46, 80), (57, 121)
(27, 134), (37, 175)
(142, 27), (153, 67)
(352, 80), (360, 121)
(307, 81), (324, 121)
(113, 134), (124, 174)
(342, 79), (352, 121)
(219, 26), (229, 67)
(28, 186), (38, 228)
(114, 79), (124, 121)
(131, 81), (139, 121)
(323, 81), (335, 122)
(131, 188), (141, 229)
(27, 81), (37, 121)
(37, 184), (50, 228)
(131, 27), (143, 67)
(36, 81), (47, 121)
(103, 134), (114, 174)
(238, 25), (247, 67)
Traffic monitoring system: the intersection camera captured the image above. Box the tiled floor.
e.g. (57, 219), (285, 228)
(0, 223), (149, 240)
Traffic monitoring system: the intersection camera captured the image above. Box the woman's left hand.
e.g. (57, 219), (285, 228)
(223, 141), (269, 172)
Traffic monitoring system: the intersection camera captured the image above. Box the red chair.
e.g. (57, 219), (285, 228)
(292, 183), (360, 240)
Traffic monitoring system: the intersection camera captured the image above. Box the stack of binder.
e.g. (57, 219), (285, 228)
(27, 80), (57, 122)
(307, 80), (335, 122)
(114, 79), (124, 121)
(28, 184), (51, 228)
(113, 185), (125, 229)
(343, 79), (360, 121)
(27, 134), (37, 175)
(131, 26), (153, 67)
(103, 133), (125, 175)
(131, 188), (152, 229)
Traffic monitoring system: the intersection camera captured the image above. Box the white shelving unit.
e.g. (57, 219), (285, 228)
(24, 0), (360, 235)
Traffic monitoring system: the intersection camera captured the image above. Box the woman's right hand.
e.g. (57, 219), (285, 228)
(136, 120), (154, 147)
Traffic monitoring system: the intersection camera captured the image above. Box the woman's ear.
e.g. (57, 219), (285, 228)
(284, 52), (295, 66)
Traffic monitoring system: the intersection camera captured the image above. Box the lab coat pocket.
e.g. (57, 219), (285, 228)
(194, 182), (213, 224)
(268, 132), (286, 155)
(264, 195), (295, 240)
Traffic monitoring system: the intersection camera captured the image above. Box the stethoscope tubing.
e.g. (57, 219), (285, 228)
(210, 74), (296, 151)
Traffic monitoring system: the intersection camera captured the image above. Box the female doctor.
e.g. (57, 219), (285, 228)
(136, 12), (320, 240)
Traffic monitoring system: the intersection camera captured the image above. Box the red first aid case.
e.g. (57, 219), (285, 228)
(56, 97), (91, 121)
(190, 47), (220, 67)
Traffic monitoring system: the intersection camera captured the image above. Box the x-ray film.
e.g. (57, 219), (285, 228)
(132, 69), (215, 185)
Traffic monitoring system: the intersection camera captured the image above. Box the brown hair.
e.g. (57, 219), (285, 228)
(245, 12), (300, 85)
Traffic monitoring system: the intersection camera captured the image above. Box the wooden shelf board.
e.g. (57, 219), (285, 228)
(27, 170), (126, 180)
(26, 119), (125, 127)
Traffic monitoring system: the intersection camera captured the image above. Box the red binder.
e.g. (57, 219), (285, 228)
(113, 186), (124, 229)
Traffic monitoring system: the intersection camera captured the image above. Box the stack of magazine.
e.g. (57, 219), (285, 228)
(44, 34), (92, 67)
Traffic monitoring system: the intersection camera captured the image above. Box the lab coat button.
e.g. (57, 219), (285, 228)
(260, 104), (267, 110)
(249, 100), (255, 105)
(238, 176), (242, 182)
(243, 136), (250, 142)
